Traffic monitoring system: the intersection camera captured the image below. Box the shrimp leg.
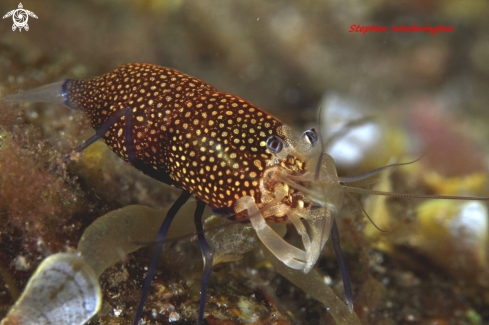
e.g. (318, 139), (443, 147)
(194, 200), (214, 325)
(133, 190), (192, 325)
(73, 107), (136, 162)
(331, 218), (353, 312)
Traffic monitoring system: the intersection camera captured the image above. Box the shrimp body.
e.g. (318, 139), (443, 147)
(64, 64), (315, 220)
(5, 63), (348, 322)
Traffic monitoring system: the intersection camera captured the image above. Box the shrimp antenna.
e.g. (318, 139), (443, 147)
(346, 192), (388, 232)
(314, 105), (325, 181)
(338, 154), (425, 184)
(342, 186), (489, 201)
(323, 115), (377, 149)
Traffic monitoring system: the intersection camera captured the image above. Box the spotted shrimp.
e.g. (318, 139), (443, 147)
(5, 63), (489, 325)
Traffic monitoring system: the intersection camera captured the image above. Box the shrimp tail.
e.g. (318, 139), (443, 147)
(4, 80), (77, 109)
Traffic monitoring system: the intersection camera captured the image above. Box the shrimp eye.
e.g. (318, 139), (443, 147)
(266, 135), (283, 154)
(303, 129), (318, 146)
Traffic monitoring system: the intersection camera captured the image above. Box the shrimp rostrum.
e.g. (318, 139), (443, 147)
(5, 63), (489, 324)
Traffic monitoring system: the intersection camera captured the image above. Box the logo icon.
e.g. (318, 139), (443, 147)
(3, 3), (38, 32)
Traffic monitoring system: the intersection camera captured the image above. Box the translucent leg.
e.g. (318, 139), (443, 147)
(331, 218), (353, 312)
(133, 191), (192, 325)
(288, 212), (312, 254)
(194, 200), (213, 325)
(302, 208), (334, 273)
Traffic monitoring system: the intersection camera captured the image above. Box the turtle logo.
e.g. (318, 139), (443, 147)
(3, 3), (38, 32)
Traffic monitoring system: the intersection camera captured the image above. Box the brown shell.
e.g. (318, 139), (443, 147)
(66, 63), (285, 210)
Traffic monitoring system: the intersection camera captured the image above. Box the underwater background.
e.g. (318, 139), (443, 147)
(1, 0), (489, 324)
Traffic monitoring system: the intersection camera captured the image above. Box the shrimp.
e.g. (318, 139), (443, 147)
(5, 63), (489, 324)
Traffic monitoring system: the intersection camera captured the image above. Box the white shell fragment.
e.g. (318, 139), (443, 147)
(1, 253), (101, 325)
(449, 201), (488, 245)
(320, 93), (381, 167)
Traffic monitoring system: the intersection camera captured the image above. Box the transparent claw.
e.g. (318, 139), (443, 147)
(236, 196), (307, 269)
(237, 164), (338, 274)
(302, 208), (334, 273)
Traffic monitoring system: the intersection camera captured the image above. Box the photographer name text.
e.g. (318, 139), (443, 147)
(350, 23), (453, 35)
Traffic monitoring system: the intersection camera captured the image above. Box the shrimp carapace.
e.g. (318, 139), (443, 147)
(65, 64), (300, 213)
